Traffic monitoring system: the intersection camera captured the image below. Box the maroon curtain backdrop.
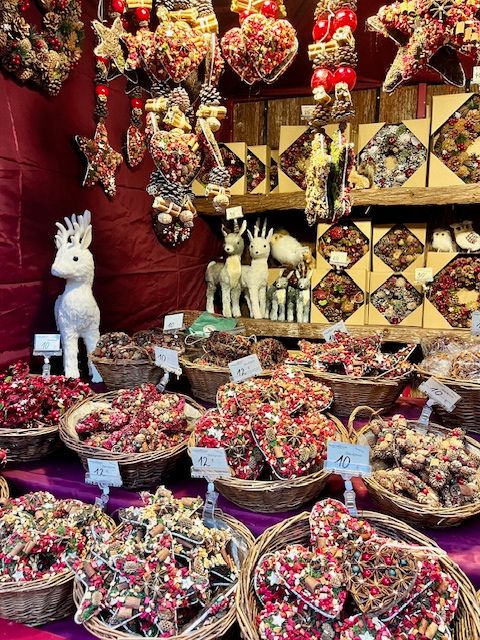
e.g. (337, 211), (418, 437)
(0, 0), (224, 367)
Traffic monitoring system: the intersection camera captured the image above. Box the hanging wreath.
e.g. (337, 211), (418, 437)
(428, 256), (480, 328)
(0, 0), (83, 95)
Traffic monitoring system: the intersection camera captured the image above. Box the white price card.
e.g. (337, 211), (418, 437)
(190, 447), (231, 479)
(228, 354), (262, 383)
(301, 105), (316, 121)
(329, 251), (349, 268)
(33, 334), (62, 354)
(322, 321), (349, 342)
(419, 376), (461, 412)
(226, 206), (244, 220)
(155, 347), (181, 374)
(85, 459), (122, 487)
(471, 311), (480, 336)
(324, 441), (371, 476)
(414, 267), (433, 284)
(473, 66), (480, 84)
(163, 313), (184, 332)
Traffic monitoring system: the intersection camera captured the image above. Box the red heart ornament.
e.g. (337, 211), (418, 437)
(154, 20), (208, 83)
(221, 26), (261, 85)
(242, 14), (298, 82)
(147, 130), (201, 185)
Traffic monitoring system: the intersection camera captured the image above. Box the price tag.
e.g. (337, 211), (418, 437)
(324, 441), (371, 476)
(471, 311), (480, 336)
(419, 376), (461, 412)
(154, 347), (181, 374)
(33, 334), (62, 355)
(163, 313), (184, 332)
(190, 447), (231, 479)
(301, 105), (315, 121)
(414, 267), (433, 284)
(226, 206), (244, 221)
(329, 251), (349, 268)
(85, 459), (122, 487)
(228, 354), (262, 383)
(322, 321), (349, 342)
(473, 66), (480, 85)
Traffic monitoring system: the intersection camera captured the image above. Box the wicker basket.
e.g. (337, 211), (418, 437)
(0, 512), (115, 626)
(73, 510), (254, 640)
(60, 391), (205, 490)
(89, 350), (164, 391)
(237, 510), (480, 640)
(0, 476), (9, 502)
(350, 406), (480, 528)
(189, 416), (349, 513)
(417, 367), (480, 434)
(0, 421), (59, 463)
(300, 367), (411, 418)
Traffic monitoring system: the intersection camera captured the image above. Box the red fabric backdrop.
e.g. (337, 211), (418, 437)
(0, 0), (223, 367)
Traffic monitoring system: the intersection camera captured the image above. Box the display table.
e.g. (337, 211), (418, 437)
(2, 398), (480, 640)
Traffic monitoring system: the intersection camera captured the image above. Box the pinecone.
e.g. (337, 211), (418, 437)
(314, 0), (356, 19)
(337, 45), (357, 68)
(173, 0), (191, 8)
(94, 98), (108, 120)
(311, 102), (332, 130)
(157, 0), (175, 10)
(208, 166), (229, 187)
(131, 109), (142, 127)
(169, 86), (190, 112)
(43, 11), (61, 31)
(147, 170), (186, 206)
(150, 80), (170, 98)
(331, 98), (355, 123)
(199, 83), (221, 106)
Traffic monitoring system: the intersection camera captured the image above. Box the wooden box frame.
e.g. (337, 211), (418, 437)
(372, 223), (427, 274)
(368, 272), (424, 328)
(270, 149), (279, 194)
(316, 220), (372, 271)
(246, 145), (270, 195)
(310, 268), (367, 325)
(193, 142), (247, 196)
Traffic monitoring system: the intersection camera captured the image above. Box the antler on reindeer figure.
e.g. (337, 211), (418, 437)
(51, 211), (101, 381)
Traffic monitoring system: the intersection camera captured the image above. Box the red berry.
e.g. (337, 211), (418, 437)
(20, 2), (29, 11)
(312, 16), (334, 42)
(130, 97), (142, 109)
(260, 0), (278, 18)
(110, 0), (125, 13)
(135, 6), (150, 22)
(333, 65), (357, 90)
(311, 67), (334, 92)
(333, 8), (357, 32)
(95, 84), (110, 96)
(239, 8), (255, 22)
(121, 16), (129, 29)
(96, 56), (109, 66)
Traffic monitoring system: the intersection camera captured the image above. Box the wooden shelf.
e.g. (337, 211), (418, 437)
(196, 184), (480, 215)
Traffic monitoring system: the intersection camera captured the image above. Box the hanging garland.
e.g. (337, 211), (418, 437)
(0, 0), (84, 95)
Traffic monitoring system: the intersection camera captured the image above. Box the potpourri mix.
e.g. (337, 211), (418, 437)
(194, 331), (288, 370)
(0, 362), (91, 429)
(254, 499), (458, 640)
(93, 329), (184, 360)
(72, 486), (245, 637)
(194, 366), (336, 480)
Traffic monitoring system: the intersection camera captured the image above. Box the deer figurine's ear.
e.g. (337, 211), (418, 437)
(266, 227), (274, 242)
(247, 229), (254, 242)
(221, 224), (228, 238)
(81, 226), (92, 249)
(306, 269), (313, 280)
(239, 220), (247, 236)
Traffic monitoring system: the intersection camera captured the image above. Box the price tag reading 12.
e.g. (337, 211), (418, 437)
(85, 459), (122, 487)
(419, 377), (461, 412)
(229, 354), (262, 383)
(324, 441), (371, 476)
(190, 447), (231, 479)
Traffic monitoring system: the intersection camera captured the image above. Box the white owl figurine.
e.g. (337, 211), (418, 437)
(450, 221), (480, 252)
(431, 228), (456, 252)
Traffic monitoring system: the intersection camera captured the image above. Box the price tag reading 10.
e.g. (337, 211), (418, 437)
(419, 377), (461, 412)
(324, 441), (371, 476)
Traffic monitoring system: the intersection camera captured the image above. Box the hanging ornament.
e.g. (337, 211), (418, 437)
(125, 86), (146, 168)
(221, 0), (298, 85)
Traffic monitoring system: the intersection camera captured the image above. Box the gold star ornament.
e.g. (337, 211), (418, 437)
(93, 17), (127, 74)
(76, 122), (123, 199)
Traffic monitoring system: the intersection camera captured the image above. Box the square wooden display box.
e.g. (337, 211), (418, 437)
(357, 119), (430, 189)
(424, 252), (480, 329)
(310, 268), (367, 326)
(429, 92), (480, 187)
(368, 272), (424, 328)
(270, 149), (279, 194)
(193, 142), (247, 196)
(278, 124), (351, 193)
(316, 220), (372, 271)
(372, 223), (426, 275)
(247, 146), (270, 195)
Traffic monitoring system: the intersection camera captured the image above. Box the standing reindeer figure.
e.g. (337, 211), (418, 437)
(205, 220), (247, 318)
(295, 264), (312, 323)
(267, 272), (292, 321)
(240, 219), (273, 319)
(51, 211), (101, 380)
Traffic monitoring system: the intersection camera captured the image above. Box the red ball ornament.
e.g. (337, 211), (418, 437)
(260, 0), (279, 18)
(121, 16), (129, 29)
(333, 8), (357, 32)
(110, 0), (125, 14)
(333, 65), (357, 90)
(96, 56), (109, 66)
(135, 6), (150, 22)
(239, 8), (255, 22)
(130, 97), (142, 109)
(95, 84), (110, 97)
(311, 68), (334, 92)
(312, 16), (334, 42)
(20, 2), (29, 11)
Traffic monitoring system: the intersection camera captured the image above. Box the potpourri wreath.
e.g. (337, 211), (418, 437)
(428, 256), (480, 328)
(0, 0), (84, 95)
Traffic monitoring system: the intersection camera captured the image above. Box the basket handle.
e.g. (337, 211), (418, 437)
(347, 406), (384, 442)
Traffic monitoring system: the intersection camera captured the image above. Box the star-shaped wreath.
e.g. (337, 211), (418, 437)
(76, 122), (123, 199)
(93, 17), (127, 74)
(367, 0), (480, 92)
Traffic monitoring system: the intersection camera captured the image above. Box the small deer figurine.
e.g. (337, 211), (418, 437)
(295, 265), (312, 323)
(267, 272), (292, 322)
(51, 211), (101, 380)
(205, 219), (247, 318)
(241, 219), (273, 319)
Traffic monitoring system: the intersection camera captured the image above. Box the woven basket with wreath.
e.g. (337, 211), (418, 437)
(60, 389), (204, 490)
(72, 510), (254, 640)
(237, 507), (480, 640)
(350, 406), (480, 528)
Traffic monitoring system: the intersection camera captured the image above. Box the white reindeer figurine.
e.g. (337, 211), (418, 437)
(267, 272), (292, 322)
(51, 211), (101, 380)
(241, 219), (273, 319)
(295, 266), (312, 323)
(205, 220), (247, 318)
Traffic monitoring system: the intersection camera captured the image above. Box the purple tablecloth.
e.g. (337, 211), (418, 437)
(2, 398), (480, 640)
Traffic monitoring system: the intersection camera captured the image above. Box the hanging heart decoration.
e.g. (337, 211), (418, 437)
(220, 27), (260, 84)
(154, 16), (208, 83)
(148, 130), (201, 185)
